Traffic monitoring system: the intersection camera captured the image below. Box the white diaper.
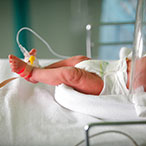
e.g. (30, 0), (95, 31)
(75, 58), (129, 95)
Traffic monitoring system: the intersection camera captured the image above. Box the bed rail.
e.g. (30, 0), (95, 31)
(84, 120), (146, 146)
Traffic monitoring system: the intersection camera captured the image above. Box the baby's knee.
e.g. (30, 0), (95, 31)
(61, 67), (82, 84)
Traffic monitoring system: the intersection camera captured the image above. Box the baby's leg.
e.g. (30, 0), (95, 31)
(59, 67), (104, 95)
(9, 55), (103, 95)
(31, 67), (103, 95)
(44, 55), (90, 69)
(32, 66), (104, 95)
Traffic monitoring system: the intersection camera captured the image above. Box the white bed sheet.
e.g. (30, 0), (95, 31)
(0, 59), (146, 146)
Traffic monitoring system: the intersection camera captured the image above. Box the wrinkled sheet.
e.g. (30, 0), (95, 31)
(0, 59), (146, 146)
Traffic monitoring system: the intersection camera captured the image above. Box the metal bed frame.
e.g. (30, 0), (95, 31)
(84, 120), (146, 146)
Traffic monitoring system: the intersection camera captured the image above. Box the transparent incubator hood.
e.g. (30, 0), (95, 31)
(130, 0), (146, 94)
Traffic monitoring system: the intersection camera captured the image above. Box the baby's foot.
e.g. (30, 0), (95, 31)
(9, 55), (27, 74)
(9, 55), (38, 83)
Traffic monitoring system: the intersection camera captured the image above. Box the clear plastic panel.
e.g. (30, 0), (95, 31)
(130, 0), (146, 94)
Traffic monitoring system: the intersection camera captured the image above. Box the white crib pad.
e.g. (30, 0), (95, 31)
(55, 84), (146, 120)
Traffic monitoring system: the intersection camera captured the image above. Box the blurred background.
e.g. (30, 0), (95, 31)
(0, 0), (137, 60)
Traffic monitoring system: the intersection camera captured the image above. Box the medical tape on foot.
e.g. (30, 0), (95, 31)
(0, 64), (33, 88)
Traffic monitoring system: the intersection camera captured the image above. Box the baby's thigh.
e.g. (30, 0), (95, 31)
(69, 68), (104, 95)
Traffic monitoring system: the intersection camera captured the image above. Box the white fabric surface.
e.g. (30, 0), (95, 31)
(132, 86), (146, 117)
(0, 59), (146, 146)
(119, 47), (132, 59)
(55, 84), (146, 120)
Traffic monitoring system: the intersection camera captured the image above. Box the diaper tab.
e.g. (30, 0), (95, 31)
(99, 61), (109, 78)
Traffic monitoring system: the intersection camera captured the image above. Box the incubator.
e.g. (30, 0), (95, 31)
(129, 0), (146, 94)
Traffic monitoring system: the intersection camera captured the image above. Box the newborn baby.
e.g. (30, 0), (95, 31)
(9, 49), (146, 95)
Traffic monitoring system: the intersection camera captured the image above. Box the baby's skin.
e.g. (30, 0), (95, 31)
(133, 56), (146, 91)
(9, 49), (103, 95)
(8, 49), (146, 95)
(123, 57), (146, 91)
